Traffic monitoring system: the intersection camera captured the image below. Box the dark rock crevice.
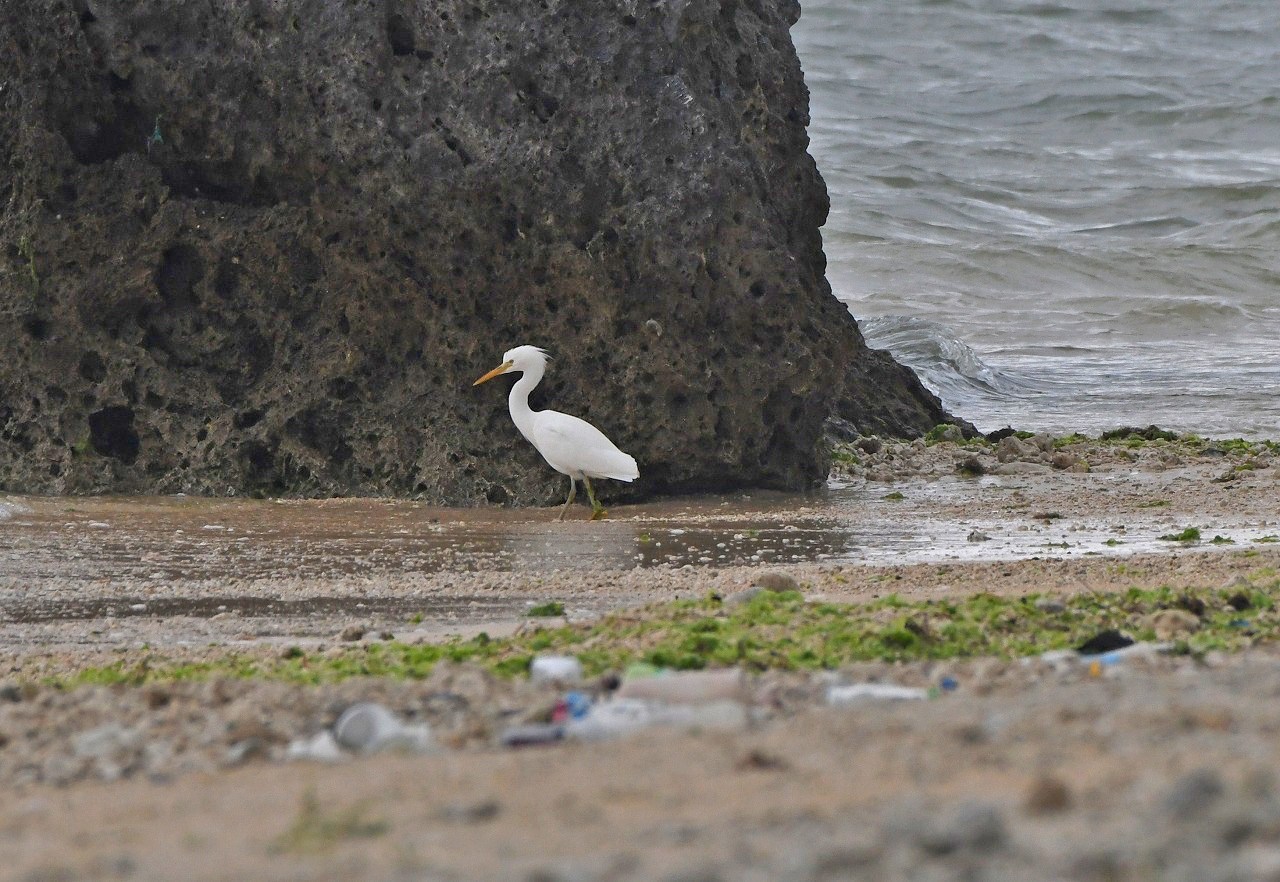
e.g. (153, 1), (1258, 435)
(87, 405), (140, 464)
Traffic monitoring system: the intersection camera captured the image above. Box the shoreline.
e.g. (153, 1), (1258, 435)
(2, 431), (1279, 879)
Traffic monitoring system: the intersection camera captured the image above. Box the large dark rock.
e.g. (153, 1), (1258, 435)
(0, 0), (955, 503)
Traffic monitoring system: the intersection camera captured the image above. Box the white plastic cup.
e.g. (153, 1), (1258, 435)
(333, 703), (432, 753)
(530, 655), (584, 684)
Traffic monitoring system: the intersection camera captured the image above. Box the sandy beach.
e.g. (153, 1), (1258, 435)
(2, 434), (1279, 880)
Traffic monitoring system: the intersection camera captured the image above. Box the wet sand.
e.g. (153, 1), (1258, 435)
(4, 439), (1277, 655)
(2, 437), (1279, 880)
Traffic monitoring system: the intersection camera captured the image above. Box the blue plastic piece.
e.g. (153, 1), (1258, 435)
(563, 691), (592, 719)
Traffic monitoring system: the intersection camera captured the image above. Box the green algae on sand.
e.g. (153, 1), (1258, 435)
(50, 574), (1280, 689)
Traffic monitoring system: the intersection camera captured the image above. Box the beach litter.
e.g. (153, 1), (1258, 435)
(826, 683), (930, 705)
(1029, 639), (1177, 677)
(287, 702), (433, 761)
(530, 654), (583, 685)
(615, 667), (747, 704)
(504, 664), (754, 746)
(333, 702), (433, 754)
(565, 698), (749, 741)
(285, 731), (346, 763)
(550, 691), (592, 722)
(500, 723), (565, 748)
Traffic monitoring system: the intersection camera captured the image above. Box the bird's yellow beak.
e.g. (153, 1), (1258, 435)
(472, 360), (514, 386)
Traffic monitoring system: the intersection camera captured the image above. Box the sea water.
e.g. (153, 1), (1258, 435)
(793, 0), (1280, 437)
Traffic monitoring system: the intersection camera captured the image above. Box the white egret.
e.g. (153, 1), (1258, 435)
(473, 345), (639, 520)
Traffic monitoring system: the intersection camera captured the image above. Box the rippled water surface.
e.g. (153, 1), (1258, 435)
(793, 0), (1280, 436)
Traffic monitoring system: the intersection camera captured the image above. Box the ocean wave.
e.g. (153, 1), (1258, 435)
(857, 315), (1047, 402)
(796, 0), (1280, 437)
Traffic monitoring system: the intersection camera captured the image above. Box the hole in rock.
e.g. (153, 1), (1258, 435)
(79, 351), (107, 383)
(485, 485), (509, 504)
(60, 92), (149, 165)
(23, 318), (52, 340)
(155, 243), (205, 307)
(234, 409), (264, 430)
(240, 440), (283, 491)
(213, 257), (240, 299)
(88, 405), (140, 464)
(387, 12), (415, 54)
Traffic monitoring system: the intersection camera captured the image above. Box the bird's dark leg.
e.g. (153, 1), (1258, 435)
(583, 476), (607, 520)
(557, 477), (576, 521)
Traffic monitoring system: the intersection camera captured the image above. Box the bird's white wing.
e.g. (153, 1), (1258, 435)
(532, 411), (639, 481)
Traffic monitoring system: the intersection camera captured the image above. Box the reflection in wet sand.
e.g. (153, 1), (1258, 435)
(0, 494), (864, 586)
(5, 595), (511, 625)
(2, 471), (1276, 643)
(2, 476), (1277, 591)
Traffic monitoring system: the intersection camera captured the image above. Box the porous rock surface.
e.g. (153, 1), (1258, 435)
(0, 0), (952, 503)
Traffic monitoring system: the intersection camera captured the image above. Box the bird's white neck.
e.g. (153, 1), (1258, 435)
(507, 363), (544, 443)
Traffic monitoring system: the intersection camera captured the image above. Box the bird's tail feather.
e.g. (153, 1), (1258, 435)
(606, 454), (639, 482)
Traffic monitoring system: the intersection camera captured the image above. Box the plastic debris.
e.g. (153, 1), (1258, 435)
(332, 702), (433, 754)
(616, 668), (747, 704)
(1032, 649), (1079, 667)
(550, 691), (592, 722)
(1093, 642), (1174, 666)
(530, 655), (584, 685)
(499, 723), (565, 748)
(1036, 641), (1174, 676)
(826, 683), (930, 705)
(566, 698), (748, 741)
(285, 730), (346, 763)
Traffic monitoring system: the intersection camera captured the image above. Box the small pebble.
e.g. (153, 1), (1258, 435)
(723, 586), (771, 606)
(1024, 775), (1072, 815)
(1148, 609), (1200, 640)
(1165, 768), (1225, 819)
(750, 571), (799, 593)
(917, 802), (1007, 856)
(1050, 452), (1078, 470)
(439, 798), (500, 823)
